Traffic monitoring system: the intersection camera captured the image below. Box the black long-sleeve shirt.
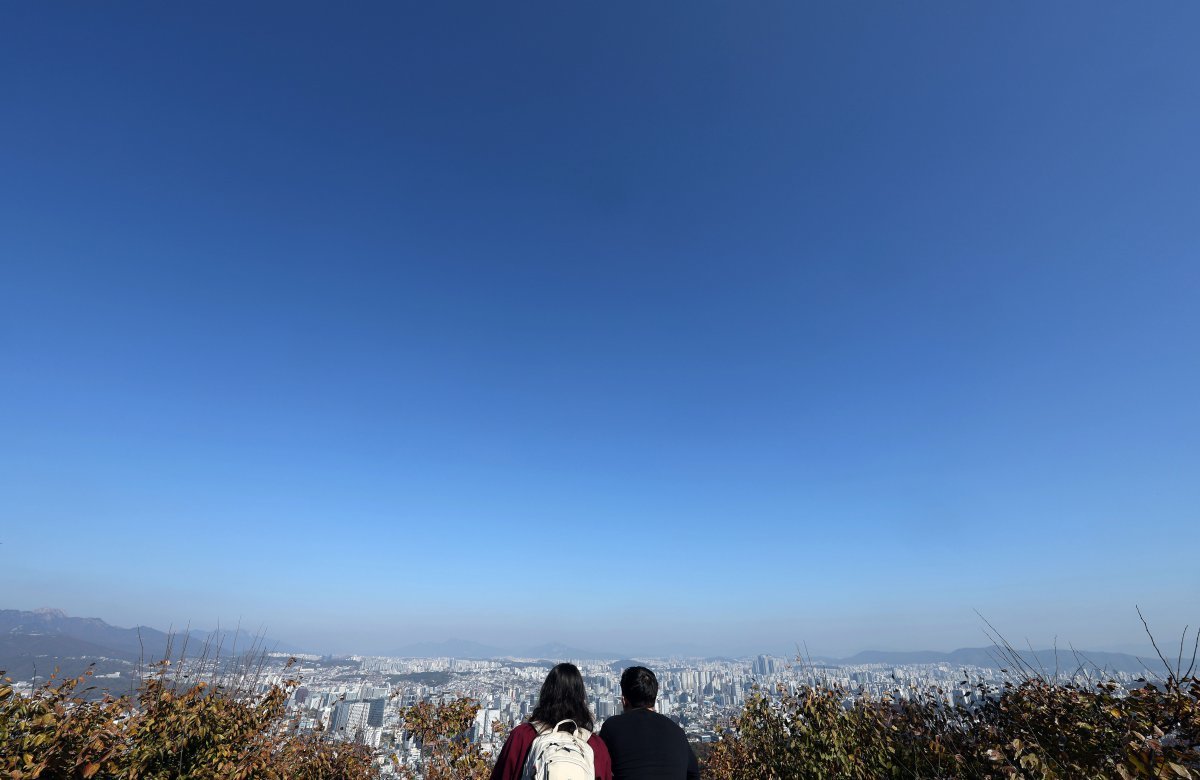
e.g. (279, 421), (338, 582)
(598, 708), (701, 780)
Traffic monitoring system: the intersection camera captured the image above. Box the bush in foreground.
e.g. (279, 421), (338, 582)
(704, 676), (1200, 779)
(394, 698), (498, 780)
(0, 664), (376, 780)
(5, 650), (1198, 779)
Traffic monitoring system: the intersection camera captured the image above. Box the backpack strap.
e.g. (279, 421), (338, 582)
(553, 719), (592, 741)
(533, 719), (591, 740)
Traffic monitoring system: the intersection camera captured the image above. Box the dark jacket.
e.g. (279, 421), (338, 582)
(598, 708), (700, 780)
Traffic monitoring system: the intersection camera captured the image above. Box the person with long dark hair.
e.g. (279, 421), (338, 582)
(490, 662), (612, 780)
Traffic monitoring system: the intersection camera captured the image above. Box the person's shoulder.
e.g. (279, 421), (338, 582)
(587, 732), (609, 755)
(598, 712), (629, 736)
(651, 711), (688, 736)
(599, 711), (623, 726)
(655, 711), (684, 728)
(510, 722), (538, 741)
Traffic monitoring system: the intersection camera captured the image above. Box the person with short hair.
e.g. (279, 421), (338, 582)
(598, 666), (700, 779)
(490, 662), (613, 780)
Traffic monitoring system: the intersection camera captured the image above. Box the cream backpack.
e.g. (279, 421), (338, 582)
(521, 719), (595, 780)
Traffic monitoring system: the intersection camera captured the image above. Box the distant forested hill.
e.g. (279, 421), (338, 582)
(838, 646), (1150, 675)
(0, 608), (293, 684)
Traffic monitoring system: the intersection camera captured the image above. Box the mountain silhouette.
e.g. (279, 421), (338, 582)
(836, 646), (1150, 675)
(0, 608), (297, 683)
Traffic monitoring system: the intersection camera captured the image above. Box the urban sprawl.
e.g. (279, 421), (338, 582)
(199, 652), (1146, 777)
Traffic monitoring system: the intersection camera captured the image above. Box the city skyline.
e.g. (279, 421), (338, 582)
(3, 2), (1198, 658)
(0, 604), (1177, 661)
(13, 623), (1107, 775)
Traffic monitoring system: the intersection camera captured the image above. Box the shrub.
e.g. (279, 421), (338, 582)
(0, 663), (377, 779)
(394, 698), (497, 780)
(704, 677), (1200, 779)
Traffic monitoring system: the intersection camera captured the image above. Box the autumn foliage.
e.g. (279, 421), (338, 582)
(5, 645), (1199, 779)
(0, 663), (376, 780)
(704, 676), (1200, 779)
(393, 698), (500, 780)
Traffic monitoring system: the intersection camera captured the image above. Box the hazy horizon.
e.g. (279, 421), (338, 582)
(2, 3), (1197, 661)
(2, 602), (1174, 660)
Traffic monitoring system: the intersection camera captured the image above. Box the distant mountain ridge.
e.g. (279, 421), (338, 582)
(1, 608), (173, 669)
(385, 638), (506, 659)
(3, 608), (1154, 680)
(385, 639), (620, 660)
(519, 642), (621, 661)
(833, 646), (1151, 676)
(0, 608), (298, 682)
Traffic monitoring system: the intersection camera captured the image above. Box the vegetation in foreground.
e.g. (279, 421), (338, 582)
(704, 674), (1199, 779)
(3, 630), (1197, 779)
(0, 662), (376, 780)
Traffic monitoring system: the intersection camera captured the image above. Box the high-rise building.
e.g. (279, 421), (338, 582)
(345, 701), (371, 732)
(367, 698), (386, 728)
(332, 700), (372, 734)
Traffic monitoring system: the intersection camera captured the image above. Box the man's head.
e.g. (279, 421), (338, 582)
(619, 666), (658, 710)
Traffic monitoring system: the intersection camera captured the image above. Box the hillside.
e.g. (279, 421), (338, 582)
(837, 645), (1150, 675)
(0, 608), (292, 684)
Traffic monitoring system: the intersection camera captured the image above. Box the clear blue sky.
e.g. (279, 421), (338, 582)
(2, 1), (1197, 657)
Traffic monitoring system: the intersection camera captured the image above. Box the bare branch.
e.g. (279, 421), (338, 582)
(1176, 624), (1188, 681)
(1185, 625), (1200, 681)
(1026, 637), (1049, 682)
(1137, 605), (1176, 686)
(976, 610), (1038, 680)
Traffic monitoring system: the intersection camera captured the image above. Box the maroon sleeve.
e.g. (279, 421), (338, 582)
(491, 723), (536, 780)
(588, 734), (612, 780)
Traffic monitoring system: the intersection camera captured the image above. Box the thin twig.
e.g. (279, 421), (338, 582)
(1026, 637), (1049, 681)
(1176, 624), (1188, 681)
(1137, 605), (1176, 686)
(1184, 625), (1200, 681)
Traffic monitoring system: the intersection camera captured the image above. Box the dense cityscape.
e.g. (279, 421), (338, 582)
(1, 607), (1160, 776)
(222, 651), (1147, 777)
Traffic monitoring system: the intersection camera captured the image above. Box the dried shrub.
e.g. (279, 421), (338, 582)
(394, 697), (496, 780)
(704, 677), (1200, 779)
(0, 662), (377, 779)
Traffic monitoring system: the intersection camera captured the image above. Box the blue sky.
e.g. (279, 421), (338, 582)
(2, 1), (1197, 657)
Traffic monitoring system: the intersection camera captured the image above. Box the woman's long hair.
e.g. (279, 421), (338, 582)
(529, 662), (595, 731)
